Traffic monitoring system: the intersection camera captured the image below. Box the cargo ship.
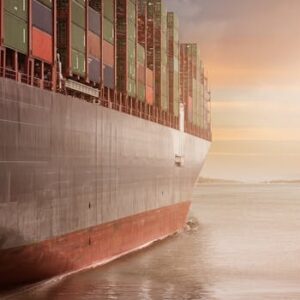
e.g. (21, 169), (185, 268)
(0, 0), (211, 287)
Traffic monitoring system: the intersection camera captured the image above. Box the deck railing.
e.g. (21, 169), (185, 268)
(0, 66), (212, 141)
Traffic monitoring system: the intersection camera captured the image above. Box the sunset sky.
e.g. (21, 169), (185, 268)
(166, 0), (300, 181)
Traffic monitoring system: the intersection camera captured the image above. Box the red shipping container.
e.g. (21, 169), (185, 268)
(103, 40), (114, 67)
(146, 86), (154, 105)
(88, 31), (101, 59)
(32, 27), (53, 63)
(138, 64), (145, 83)
(146, 68), (153, 87)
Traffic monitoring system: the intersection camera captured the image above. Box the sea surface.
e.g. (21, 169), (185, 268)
(4, 184), (300, 300)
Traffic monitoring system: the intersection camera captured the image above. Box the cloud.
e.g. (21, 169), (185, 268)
(213, 127), (300, 141)
(165, 0), (300, 180)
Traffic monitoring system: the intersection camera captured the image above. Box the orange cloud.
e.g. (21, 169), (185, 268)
(213, 127), (300, 141)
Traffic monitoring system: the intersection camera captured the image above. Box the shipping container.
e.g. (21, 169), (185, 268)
(180, 43), (204, 126)
(3, 11), (28, 54)
(4, 0), (28, 21)
(87, 2), (101, 83)
(153, 0), (168, 111)
(180, 44), (192, 123)
(103, 64), (114, 89)
(88, 56), (101, 83)
(146, 68), (153, 87)
(88, 6), (101, 36)
(116, 0), (137, 97)
(103, 0), (116, 89)
(137, 43), (146, 101)
(32, 0), (53, 35)
(32, 27), (53, 63)
(137, 82), (145, 101)
(167, 12), (179, 117)
(30, 0), (56, 88)
(0, 0), (56, 87)
(138, 0), (147, 47)
(146, 85), (154, 105)
(3, 0), (28, 54)
(88, 31), (101, 59)
(57, 0), (87, 78)
(103, 39), (115, 66)
(146, 0), (155, 72)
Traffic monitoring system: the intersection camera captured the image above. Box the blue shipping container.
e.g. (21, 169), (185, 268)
(103, 64), (114, 89)
(89, 7), (101, 36)
(88, 57), (101, 83)
(32, 0), (53, 35)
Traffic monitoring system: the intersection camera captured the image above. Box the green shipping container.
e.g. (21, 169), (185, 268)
(128, 78), (136, 97)
(128, 21), (136, 42)
(128, 60), (136, 79)
(72, 23), (85, 53)
(137, 44), (145, 64)
(128, 1), (136, 23)
(104, 0), (114, 21)
(4, 0), (28, 21)
(4, 12), (28, 54)
(138, 83), (145, 102)
(103, 18), (114, 44)
(72, 49), (85, 76)
(72, 0), (85, 28)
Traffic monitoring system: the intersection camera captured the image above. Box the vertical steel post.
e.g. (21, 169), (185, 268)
(52, 0), (57, 90)
(27, 0), (32, 80)
(67, 0), (72, 76)
(85, 1), (88, 83)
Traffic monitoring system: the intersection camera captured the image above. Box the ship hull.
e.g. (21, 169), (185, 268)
(0, 201), (190, 287)
(0, 78), (210, 286)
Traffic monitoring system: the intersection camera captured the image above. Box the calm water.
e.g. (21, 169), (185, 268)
(5, 184), (300, 300)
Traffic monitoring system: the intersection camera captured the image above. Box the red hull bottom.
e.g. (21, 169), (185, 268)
(0, 202), (190, 288)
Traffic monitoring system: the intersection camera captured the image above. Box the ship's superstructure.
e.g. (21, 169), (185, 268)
(0, 0), (211, 287)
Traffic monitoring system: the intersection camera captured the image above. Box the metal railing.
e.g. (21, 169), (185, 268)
(0, 66), (212, 141)
(0, 67), (54, 91)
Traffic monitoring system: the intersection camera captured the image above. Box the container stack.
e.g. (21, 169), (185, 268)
(116, 0), (137, 97)
(167, 12), (179, 117)
(103, 0), (116, 89)
(180, 43), (203, 126)
(0, 0), (211, 139)
(138, 0), (147, 48)
(154, 0), (168, 111)
(180, 44), (192, 123)
(145, 0), (155, 105)
(88, 1), (101, 85)
(57, 0), (87, 79)
(137, 0), (147, 102)
(191, 44), (202, 127)
(31, 0), (54, 65)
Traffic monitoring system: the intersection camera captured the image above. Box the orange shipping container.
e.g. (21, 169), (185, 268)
(88, 31), (101, 59)
(146, 86), (154, 105)
(32, 27), (53, 63)
(146, 68), (153, 87)
(103, 40), (114, 67)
